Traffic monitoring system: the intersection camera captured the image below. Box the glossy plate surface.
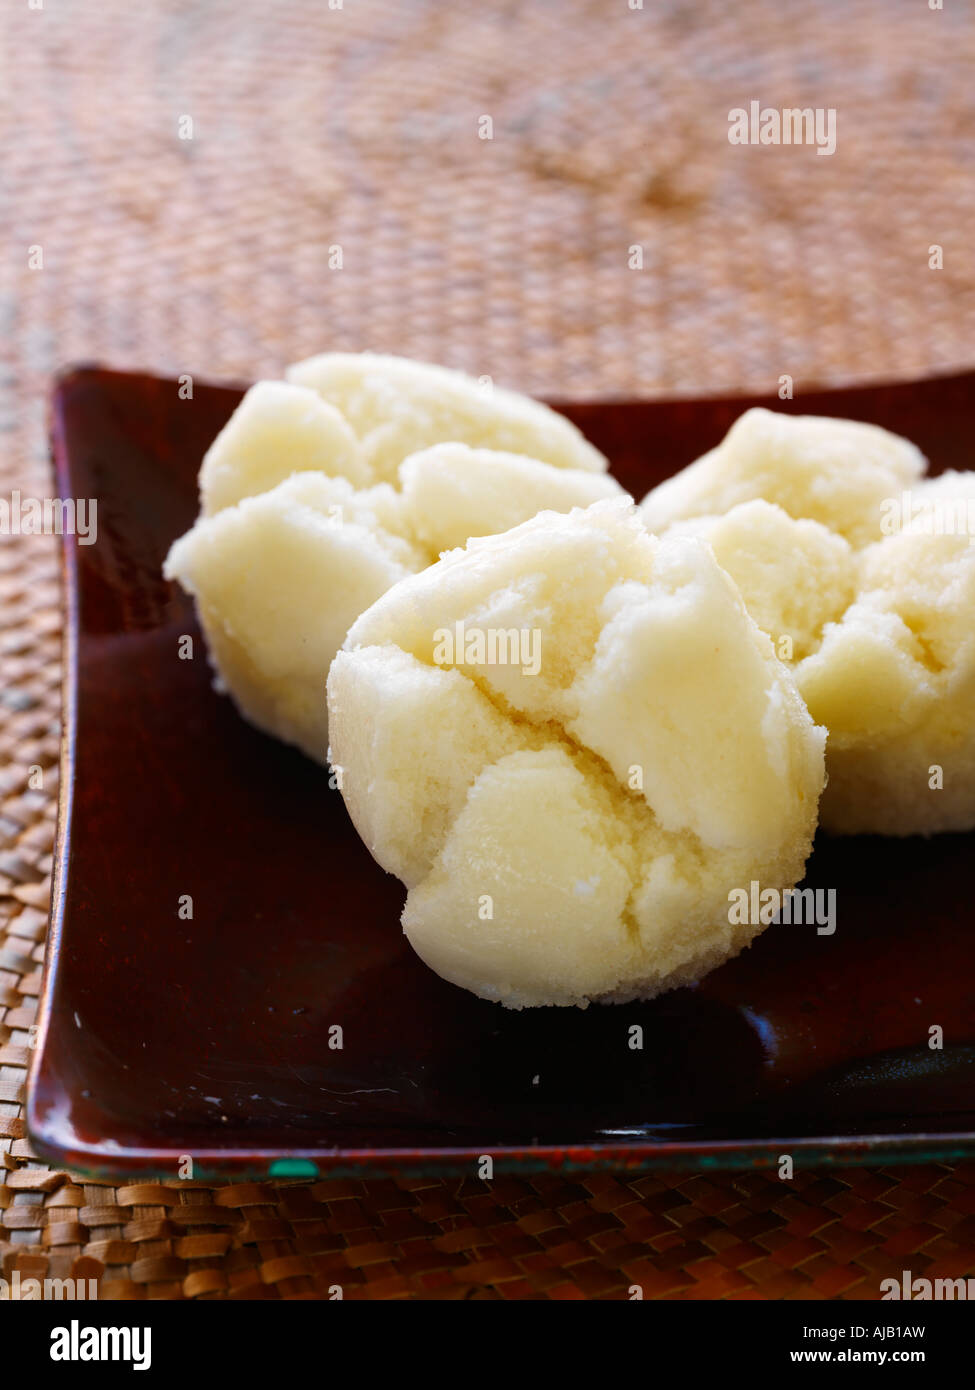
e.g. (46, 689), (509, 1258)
(29, 366), (975, 1179)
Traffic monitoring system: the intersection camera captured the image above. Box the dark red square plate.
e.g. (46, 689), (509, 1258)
(29, 366), (975, 1181)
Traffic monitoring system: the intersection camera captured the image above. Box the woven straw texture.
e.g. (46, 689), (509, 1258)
(2, 0), (975, 1300)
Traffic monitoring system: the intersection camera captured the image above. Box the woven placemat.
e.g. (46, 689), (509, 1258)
(2, 0), (975, 1300)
